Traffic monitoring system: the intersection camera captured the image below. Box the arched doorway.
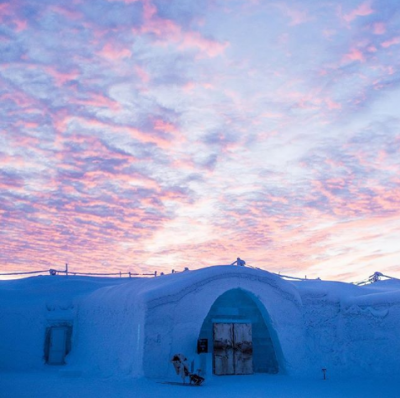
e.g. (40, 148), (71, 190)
(198, 289), (279, 375)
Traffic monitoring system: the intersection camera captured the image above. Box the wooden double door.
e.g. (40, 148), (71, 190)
(213, 323), (253, 375)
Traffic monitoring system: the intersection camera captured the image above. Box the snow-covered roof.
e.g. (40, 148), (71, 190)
(1, 266), (400, 307)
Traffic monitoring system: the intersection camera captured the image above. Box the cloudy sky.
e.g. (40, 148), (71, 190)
(1, 0), (400, 280)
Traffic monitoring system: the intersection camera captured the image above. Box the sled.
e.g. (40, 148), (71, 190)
(170, 354), (205, 386)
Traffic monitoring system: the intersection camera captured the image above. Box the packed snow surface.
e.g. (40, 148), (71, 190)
(0, 372), (399, 398)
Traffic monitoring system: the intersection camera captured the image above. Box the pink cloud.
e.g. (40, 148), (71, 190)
(180, 31), (228, 57)
(54, 116), (179, 149)
(182, 81), (214, 92)
(325, 98), (342, 110)
(143, 0), (157, 20)
(381, 37), (400, 48)
(153, 119), (178, 134)
(386, 66), (395, 75)
(343, 1), (374, 23)
(45, 67), (80, 86)
(285, 7), (311, 26)
(99, 43), (132, 60)
(342, 48), (365, 63)
(138, 0), (228, 57)
(50, 5), (82, 20)
(182, 82), (195, 92)
(134, 65), (150, 83)
(17, 121), (39, 129)
(261, 112), (284, 118)
(0, 91), (37, 108)
(74, 93), (121, 111)
(170, 157), (195, 171)
(274, 4), (311, 26)
(0, 153), (25, 168)
(282, 88), (334, 111)
(0, 3), (11, 20)
(373, 186), (400, 211)
(372, 22), (386, 35)
(202, 83), (214, 90)
(14, 19), (27, 32)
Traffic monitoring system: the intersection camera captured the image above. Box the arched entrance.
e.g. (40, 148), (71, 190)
(198, 289), (279, 375)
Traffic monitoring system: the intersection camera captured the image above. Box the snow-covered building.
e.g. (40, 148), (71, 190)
(1, 266), (400, 379)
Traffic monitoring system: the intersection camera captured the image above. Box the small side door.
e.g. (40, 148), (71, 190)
(48, 327), (67, 365)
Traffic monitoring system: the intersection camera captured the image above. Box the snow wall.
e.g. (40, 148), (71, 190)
(70, 266), (305, 378)
(296, 280), (400, 377)
(0, 276), (130, 371)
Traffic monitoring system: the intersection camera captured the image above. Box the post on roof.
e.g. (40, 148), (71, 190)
(129, 271), (131, 278)
(154, 271), (157, 277)
(119, 271), (122, 278)
(372, 272), (383, 283)
(65, 263), (68, 276)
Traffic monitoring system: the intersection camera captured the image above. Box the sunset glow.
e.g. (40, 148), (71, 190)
(1, 0), (400, 280)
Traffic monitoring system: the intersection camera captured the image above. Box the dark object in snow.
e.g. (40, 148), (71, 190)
(197, 338), (208, 354)
(171, 354), (205, 386)
(158, 381), (202, 387)
(371, 272), (383, 283)
(231, 257), (246, 266)
(322, 368), (327, 380)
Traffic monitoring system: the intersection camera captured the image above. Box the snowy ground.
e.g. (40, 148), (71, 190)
(1, 371), (398, 398)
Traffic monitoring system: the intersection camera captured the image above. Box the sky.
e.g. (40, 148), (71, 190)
(1, 0), (400, 281)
